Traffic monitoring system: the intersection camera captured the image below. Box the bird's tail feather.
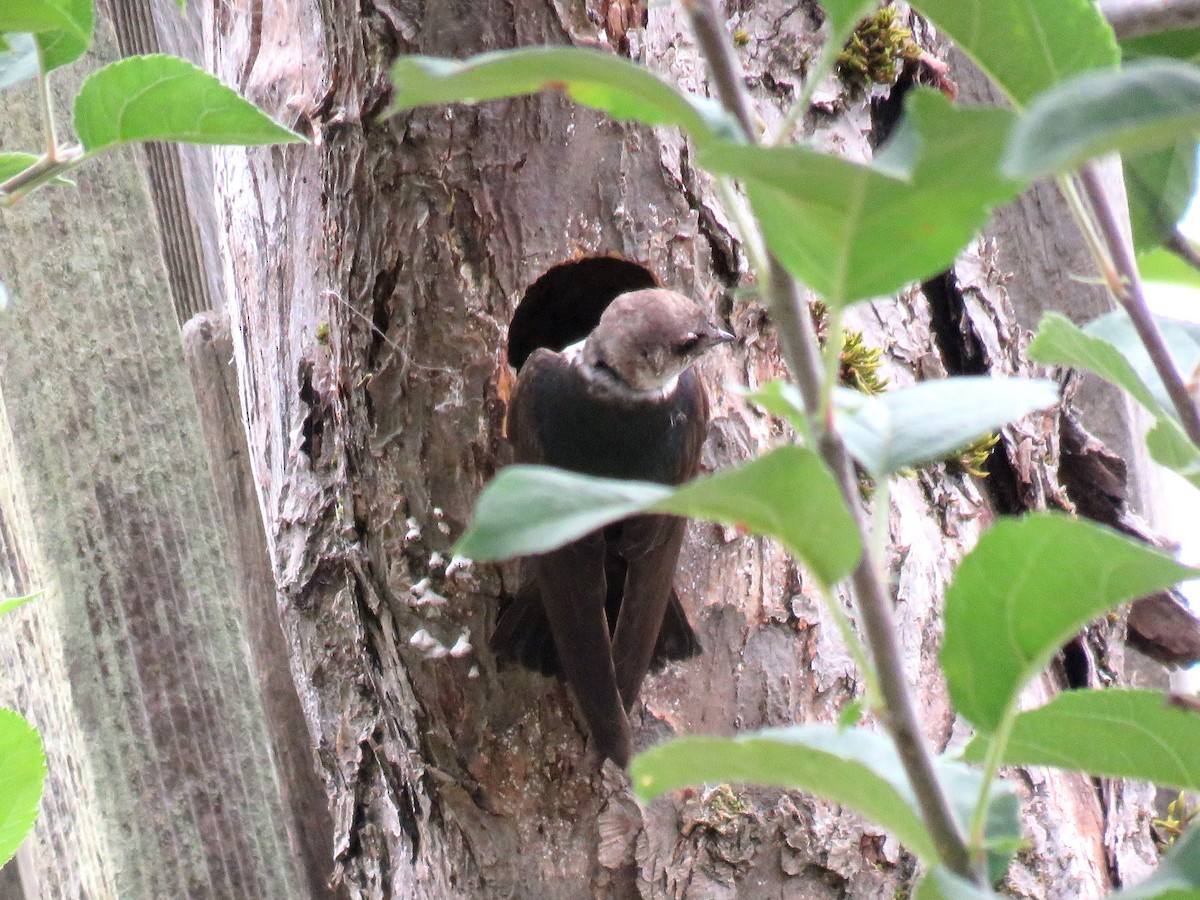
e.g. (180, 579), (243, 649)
(490, 583), (701, 677)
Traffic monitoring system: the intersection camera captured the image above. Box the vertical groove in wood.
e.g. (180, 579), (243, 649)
(105, 0), (218, 325)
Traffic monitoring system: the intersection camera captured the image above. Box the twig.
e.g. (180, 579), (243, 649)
(683, 0), (977, 881)
(35, 43), (59, 161)
(1076, 164), (1200, 447)
(0, 147), (85, 206)
(1098, 0), (1200, 39)
(1166, 228), (1200, 275)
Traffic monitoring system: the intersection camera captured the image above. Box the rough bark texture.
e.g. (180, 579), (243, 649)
(209, 2), (1163, 898)
(0, 26), (298, 899)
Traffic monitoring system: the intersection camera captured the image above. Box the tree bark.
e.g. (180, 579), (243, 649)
(208, 2), (1161, 896)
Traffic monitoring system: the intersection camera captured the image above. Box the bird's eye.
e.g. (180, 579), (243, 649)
(675, 335), (702, 355)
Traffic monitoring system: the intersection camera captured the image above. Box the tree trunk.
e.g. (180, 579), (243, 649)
(208, 2), (1159, 896)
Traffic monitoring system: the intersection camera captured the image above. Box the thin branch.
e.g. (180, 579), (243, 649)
(34, 43), (59, 161)
(1166, 227), (1200, 275)
(683, 0), (977, 881)
(1098, 0), (1200, 39)
(1077, 163), (1200, 447)
(713, 175), (770, 283)
(683, 0), (759, 139)
(0, 147), (85, 206)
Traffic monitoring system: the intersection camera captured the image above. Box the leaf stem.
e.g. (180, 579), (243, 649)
(1065, 164), (1200, 448)
(1165, 227), (1200, 276)
(713, 175), (770, 285)
(818, 579), (882, 710)
(819, 303), (844, 433)
(871, 475), (890, 583)
(34, 43), (59, 162)
(684, 0), (976, 881)
(969, 704), (1018, 851)
(0, 148), (85, 206)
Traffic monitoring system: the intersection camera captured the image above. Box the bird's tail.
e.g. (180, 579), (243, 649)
(490, 581), (702, 677)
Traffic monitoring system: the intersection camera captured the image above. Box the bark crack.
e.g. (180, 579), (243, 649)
(676, 143), (741, 292)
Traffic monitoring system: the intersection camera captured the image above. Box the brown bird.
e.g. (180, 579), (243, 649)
(492, 288), (733, 767)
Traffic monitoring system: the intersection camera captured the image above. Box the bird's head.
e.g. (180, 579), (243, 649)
(582, 288), (735, 394)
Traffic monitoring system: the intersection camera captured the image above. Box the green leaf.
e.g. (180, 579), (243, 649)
(1147, 418), (1200, 490)
(1004, 61), (1200, 180)
(388, 48), (738, 146)
(837, 699), (864, 729)
(964, 689), (1200, 792)
(632, 725), (1018, 868)
(1121, 29), (1200, 66)
(455, 446), (861, 587)
(663, 446), (862, 586)
(0, 32), (37, 90)
(1114, 820), (1200, 900)
(74, 54), (306, 152)
(915, 869), (1005, 900)
(1140, 246), (1200, 291)
(741, 379), (808, 429)
(0, 708), (45, 868)
(908, 0), (1117, 108)
(454, 467), (671, 561)
(1085, 309), (1200, 423)
(941, 513), (1196, 732)
(0, 152), (73, 187)
(0, 151), (37, 183)
(1032, 311), (1200, 491)
(0, 592), (39, 617)
(834, 377), (1057, 477)
(1029, 312), (1164, 416)
(0, 0), (93, 71)
(0, 0), (89, 34)
(1125, 139), (1198, 253)
(700, 89), (1021, 305)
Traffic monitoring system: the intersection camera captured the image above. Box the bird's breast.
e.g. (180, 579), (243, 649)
(528, 366), (703, 485)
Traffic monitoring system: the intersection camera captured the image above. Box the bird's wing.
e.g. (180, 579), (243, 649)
(495, 348), (632, 765)
(610, 374), (711, 708)
(506, 347), (562, 465)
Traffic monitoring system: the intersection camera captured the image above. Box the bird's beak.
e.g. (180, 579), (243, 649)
(709, 326), (736, 345)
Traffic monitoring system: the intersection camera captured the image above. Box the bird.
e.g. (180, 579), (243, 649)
(492, 287), (734, 767)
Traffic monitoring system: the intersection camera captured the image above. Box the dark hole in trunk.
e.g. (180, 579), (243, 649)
(507, 256), (657, 370)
